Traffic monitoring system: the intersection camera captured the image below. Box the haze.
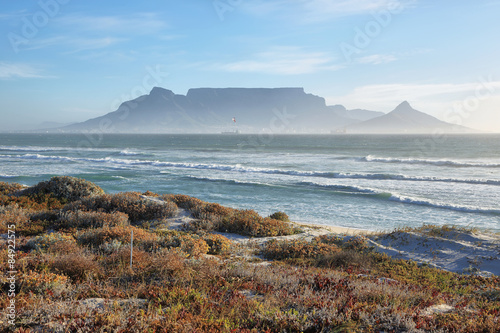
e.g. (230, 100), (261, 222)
(1, 1), (499, 132)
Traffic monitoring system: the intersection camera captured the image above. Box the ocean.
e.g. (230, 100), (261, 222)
(0, 133), (499, 232)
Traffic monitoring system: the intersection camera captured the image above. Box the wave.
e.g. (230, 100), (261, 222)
(183, 175), (270, 187)
(0, 173), (17, 178)
(4, 153), (500, 186)
(184, 176), (500, 216)
(361, 155), (500, 168)
(0, 145), (63, 152)
(296, 181), (500, 215)
(388, 194), (500, 216)
(297, 181), (391, 197)
(118, 149), (139, 156)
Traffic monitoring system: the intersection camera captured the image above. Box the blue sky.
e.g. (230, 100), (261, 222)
(1, 0), (500, 131)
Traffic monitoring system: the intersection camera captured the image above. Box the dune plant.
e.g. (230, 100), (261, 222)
(65, 192), (178, 223)
(18, 176), (105, 203)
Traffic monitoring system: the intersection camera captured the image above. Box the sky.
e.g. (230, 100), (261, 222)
(1, 0), (500, 132)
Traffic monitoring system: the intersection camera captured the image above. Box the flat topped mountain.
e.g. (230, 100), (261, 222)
(60, 87), (373, 133)
(57, 88), (475, 134)
(345, 101), (475, 134)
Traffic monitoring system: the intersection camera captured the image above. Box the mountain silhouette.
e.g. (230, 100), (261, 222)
(60, 87), (377, 133)
(345, 101), (476, 134)
(57, 89), (475, 134)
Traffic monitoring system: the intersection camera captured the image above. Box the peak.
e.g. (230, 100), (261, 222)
(149, 87), (174, 96)
(397, 101), (411, 108)
(392, 101), (415, 113)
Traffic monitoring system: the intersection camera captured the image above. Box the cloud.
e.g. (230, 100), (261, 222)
(241, 0), (417, 22)
(65, 37), (127, 54)
(16, 13), (168, 54)
(357, 54), (397, 64)
(0, 62), (51, 79)
(211, 47), (342, 75)
(21, 35), (126, 54)
(55, 13), (168, 34)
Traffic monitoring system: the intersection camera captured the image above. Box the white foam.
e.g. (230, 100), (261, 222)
(362, 155), (500, 168)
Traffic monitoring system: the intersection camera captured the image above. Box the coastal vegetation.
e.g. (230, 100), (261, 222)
(1, 177), (499, 332)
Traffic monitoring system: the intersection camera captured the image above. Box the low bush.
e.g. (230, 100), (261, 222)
(220, 210), (295, 237)
(19, 176), (105, 203)
(142, 190), (159, 198)
(203, 233), (233, 255)
(20, 270), (69, 295)
(192, 202), (233, 221)
(52, 253), (102, 281)
(163, 194), (205, 210)
(26, 232), (76, 252)
(269, 211), (290, 222)
(0, 181), (24, 195)
(58, 210), (129, 229)
(65, 192), (178, 223)
(164, 194), (298, 237)
(262, 238), (341, 261)
(315, 234), (374, 252)
(161, 230), (209, 258)
(77, 226), (159, 249)
(0, 205), (30, 233)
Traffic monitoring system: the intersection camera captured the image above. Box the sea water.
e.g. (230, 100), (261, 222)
(0, 133), (499, 232)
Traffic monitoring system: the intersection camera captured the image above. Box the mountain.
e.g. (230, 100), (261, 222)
(57, 88), (473, 134)
(328, 105), (384, 122)
(345, 101), (476, 134)
(61, 87), (360, 133)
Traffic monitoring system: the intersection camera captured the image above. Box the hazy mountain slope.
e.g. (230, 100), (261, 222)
(345, 101), (476, 134)
(61, 87), (356, 133)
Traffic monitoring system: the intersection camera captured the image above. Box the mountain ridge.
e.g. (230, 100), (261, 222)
(57, 87), (476, 134)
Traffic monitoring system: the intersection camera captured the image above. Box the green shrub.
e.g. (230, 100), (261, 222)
(0, 192), (65, 210)
(19, 176), (105, 203)
(163, 194), (205, 210)
(220, 210), (295, 237)
(65, 192), (178, 223)
(20, 270), (69, 295)
(161, 230), (209, 258)
(203, 234), (233, 255)
(0, 181), (24, 195)
(269, 211), (290, 222)
(192, 202), (233, 221)
(26, 232), (76, 252)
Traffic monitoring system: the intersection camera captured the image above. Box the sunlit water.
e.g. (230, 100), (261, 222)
(1, 133), (499, 232)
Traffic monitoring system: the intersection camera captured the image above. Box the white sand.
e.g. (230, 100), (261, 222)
(367, 228), (500, 277)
